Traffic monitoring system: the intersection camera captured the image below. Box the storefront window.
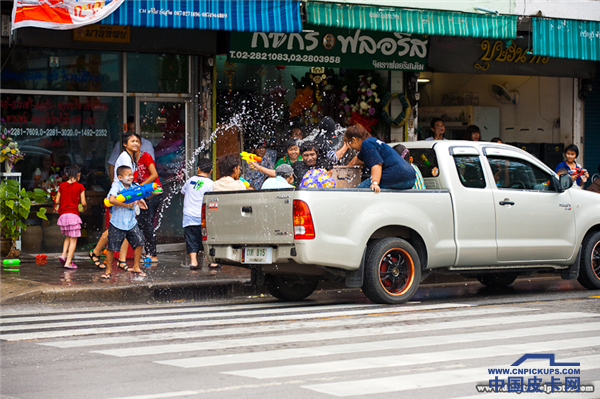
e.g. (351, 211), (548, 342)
(1, 94), (121, 245)
(127, 54), (189, 93)
(1, 48), (121, 92)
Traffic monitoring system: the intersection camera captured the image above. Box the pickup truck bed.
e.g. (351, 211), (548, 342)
(204, 141), (600, 304)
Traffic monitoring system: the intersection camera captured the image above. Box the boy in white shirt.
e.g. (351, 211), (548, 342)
(181, 158), (214, 269)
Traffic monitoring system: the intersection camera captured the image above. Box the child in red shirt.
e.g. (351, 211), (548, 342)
(55, 165), (86, 268)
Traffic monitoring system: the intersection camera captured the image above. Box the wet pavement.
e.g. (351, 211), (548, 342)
(1, 250), (256, 305)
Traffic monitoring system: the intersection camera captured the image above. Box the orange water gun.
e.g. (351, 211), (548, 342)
(240, 152), (263, 164)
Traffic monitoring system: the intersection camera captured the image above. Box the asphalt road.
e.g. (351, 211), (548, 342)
(1, 277), (599, 399)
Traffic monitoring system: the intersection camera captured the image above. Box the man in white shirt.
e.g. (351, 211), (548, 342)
(425, 118), (447, 141)
(261, 164), (295, 189)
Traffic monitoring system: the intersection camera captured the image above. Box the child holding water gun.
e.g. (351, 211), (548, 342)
(102, 165), (147, 279)
(181, 158), (213, 269)
(55, 165), (86, 269)
(555, 144), (589, 189)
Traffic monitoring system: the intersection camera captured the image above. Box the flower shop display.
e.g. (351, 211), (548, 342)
(0, 125), (25, 172)
(338, 70), (384, 132)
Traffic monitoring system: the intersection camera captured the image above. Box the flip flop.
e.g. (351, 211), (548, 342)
(101, 272), (111, 279)
(88, 251), (105, 269)
(130, 270), (147, 277)
(117, 260), (129, 271)
(58, 256), (66, 265)
(64, 263), (77, 269)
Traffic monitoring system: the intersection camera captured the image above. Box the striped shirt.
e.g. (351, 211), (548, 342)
(411, 164), (426, 190)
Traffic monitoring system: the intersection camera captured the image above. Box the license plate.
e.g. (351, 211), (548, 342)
(243, 247), (272, 264)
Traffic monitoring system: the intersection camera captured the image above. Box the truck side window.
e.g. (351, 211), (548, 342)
(409, 149), (438, 178)
(454, 155), (486, 188)
(488, 156), (555, 191)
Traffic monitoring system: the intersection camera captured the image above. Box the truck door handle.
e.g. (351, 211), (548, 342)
(499, 200), (514, 206)
(241, 206), (252, 213)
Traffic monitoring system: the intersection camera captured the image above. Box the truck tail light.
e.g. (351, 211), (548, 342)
(201, 204), (207, 241)
(293, 200), (315, 239)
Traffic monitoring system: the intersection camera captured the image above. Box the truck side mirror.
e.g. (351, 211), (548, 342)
(556, 174), (573, 192)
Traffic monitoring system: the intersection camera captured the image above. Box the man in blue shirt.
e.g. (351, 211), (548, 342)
(345, 125), (415, 193)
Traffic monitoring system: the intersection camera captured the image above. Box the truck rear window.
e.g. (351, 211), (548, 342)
(409, 149), (439, 178)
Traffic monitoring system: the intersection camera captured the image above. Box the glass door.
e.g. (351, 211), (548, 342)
(136, 98), (187, 242)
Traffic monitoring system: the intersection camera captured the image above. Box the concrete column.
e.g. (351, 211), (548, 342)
(389, 71), (404, 142)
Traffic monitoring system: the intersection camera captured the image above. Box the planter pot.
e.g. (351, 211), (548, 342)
(22, 225), (43, 254)
(0, 237), (12, 257)
(43, 225), (64, 253)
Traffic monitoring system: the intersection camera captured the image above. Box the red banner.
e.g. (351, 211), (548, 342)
(12, 0), (125, 31)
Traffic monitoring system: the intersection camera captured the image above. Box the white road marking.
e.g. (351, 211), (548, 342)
(0, 301), (372, 324)
(303, 354), (600, 397)
(157, 320), (600, 368)
(225, 336), (599, 379)
(0, 303), (468, 341)
(97, 312), (597, 358)
(41, 306), (529, 348)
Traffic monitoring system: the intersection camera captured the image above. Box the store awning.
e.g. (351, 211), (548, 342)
(101, 0), (302, 33)
(307, 2), (516, 39)
(533, 18), (600, 61)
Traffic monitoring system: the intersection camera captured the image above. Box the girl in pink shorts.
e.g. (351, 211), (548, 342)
(55, 165), (86, 269)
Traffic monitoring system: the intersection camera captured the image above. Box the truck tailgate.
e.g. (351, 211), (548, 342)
(205, 190), (295, 245)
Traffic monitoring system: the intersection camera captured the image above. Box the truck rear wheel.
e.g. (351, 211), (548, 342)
(265, 275), (318, 301)
(476, 273), (518, 287)
(362, 237), (421, 304)
(577, 231), (600, 289)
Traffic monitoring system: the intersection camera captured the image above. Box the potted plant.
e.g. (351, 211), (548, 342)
(0, 179), (49, 257)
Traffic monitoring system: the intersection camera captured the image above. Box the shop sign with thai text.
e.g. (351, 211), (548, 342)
(229, 24), (427, 71)
(428, 36), (596, 79)
(73, 25), (130, 43)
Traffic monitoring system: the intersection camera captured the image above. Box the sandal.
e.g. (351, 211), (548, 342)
(117, 260), (129, 271)
(101, 272), (111, 279)
(130, 269), (147, 277)
(89, 251), (105, 269)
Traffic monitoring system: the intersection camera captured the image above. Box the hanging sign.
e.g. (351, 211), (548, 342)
(229, 24), (427, 71)
(11, 0), (125, 31)
(73, 25), (130, 43)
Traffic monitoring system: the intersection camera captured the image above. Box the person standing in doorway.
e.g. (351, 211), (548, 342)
(425, 118), (446, 141)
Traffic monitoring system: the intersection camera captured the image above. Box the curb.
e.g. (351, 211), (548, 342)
(0, 276), (262, 305)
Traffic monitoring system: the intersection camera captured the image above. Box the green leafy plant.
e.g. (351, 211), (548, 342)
(0, 179), (49, 241)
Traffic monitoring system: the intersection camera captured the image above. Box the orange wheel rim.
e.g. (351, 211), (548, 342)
(592, 241), (600, 279)
(378, 248), (415, 296)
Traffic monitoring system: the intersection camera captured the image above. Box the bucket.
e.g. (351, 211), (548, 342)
(331, 166), (362, 188)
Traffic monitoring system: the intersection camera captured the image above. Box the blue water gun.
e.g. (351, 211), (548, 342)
(104, 182), (161, 207)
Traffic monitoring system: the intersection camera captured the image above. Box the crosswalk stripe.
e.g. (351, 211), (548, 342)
(97, 312), (597, 358)
(0, 302), (468, 341)
(224, 336), (600, 379)
(41, 306), (531, 348)
(156, 320), (600, 368)
(303, 355), (600, 397)
(0, 302), (379, 324)
(0, 302), (407, 331)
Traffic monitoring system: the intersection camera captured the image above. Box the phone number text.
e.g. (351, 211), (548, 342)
(9, 128), (108, 137)
(229, 51), (341, 64)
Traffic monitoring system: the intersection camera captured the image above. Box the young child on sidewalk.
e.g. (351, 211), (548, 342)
(102, 165), (147, 279)
(181, 158), (213, 269)
(56, 165), (86, 269)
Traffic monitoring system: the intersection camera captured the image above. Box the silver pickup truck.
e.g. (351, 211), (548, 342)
(202, 141), (600, 304)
